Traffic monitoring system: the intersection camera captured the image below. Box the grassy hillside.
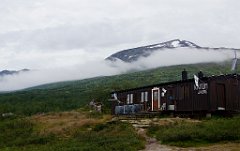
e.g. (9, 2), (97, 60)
(147, 116), (240, 147)
(0, 111), (145, 151)
(1, 111), (240, 150)
(0, 61), (240, 151)
(0, 61), (239, 116)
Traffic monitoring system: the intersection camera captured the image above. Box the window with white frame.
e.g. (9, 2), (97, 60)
(127, 94), (130, 104)
(127, 94), (133, 104)
(145, 92), (148, 102)
(141, 92), (144, 102)
(141, 91), (148, 102)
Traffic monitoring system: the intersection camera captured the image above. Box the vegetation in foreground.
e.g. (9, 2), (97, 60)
(0, 111), (145, 151)
(2, 113), (240, 150)
(0, 62), (240, 150)
(147, 116), (240, 147)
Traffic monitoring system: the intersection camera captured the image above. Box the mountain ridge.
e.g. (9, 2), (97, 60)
(106, 39), (240, 62)
(0, 69), (30, 77)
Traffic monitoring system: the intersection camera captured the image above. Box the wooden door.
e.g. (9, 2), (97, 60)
(216, 84), (226, 110)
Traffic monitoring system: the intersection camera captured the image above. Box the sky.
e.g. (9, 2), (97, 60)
(0, 0), (240, 90)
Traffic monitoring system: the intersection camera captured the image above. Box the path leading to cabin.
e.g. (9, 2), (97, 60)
(137, 128), (174, 151)
(119, 117), (240, 151)
(120, 118), (180, 151)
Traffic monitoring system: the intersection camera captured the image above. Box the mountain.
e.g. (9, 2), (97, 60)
(0, 69), (30, 77)
(106, 39), (239, 62)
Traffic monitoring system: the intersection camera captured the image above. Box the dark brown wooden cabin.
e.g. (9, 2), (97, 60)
(110, 73), (240, 115)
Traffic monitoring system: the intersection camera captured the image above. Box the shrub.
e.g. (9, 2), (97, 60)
(0, 119), (144, 151)
(147, 116), (240, 147)
(0, 118), (56, 148)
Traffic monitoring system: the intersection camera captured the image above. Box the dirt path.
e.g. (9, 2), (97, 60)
(119, 118), (240, 151)
(137, 128), (174, 151)
(120, 118), (179, 151)
(137, 127), (240, 151)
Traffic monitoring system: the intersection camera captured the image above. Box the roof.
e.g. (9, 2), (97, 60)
(112, 73), (240, 94)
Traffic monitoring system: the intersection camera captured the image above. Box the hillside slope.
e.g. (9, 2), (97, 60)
(0, 62), (239, 115)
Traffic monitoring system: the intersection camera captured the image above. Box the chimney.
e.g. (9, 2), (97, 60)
(182, 69), (188, 80)
(198, 70), (204, 79)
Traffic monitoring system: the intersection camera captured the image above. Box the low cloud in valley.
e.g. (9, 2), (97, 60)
(0, 48), (237, 91)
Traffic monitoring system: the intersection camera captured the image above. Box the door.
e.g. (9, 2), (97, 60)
(216, 84), (226, 110)
(152, 88), (160, 111)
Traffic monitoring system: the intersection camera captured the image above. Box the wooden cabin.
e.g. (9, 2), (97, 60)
(110, 71), (240, 115)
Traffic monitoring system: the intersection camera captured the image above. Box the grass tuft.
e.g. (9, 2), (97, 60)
(147, 116), (240, 147)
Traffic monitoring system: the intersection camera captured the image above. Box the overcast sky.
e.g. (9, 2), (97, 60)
(1, 0), (240, 90)
(1, 0), (240, 70)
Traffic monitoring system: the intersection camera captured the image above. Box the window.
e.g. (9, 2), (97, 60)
(130, 94), (133, 104)
(141, 91), (148, 102)
(145, 92), (148, 102)
(141, 92), (144, 102)
(127, 94), (133, 104)
(127, 94), (130, 104)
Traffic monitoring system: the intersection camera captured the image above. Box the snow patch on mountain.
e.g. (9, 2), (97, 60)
(106, 39), (202, 62)
(105, 39), (238, 63)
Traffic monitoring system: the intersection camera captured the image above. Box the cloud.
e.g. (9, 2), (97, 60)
(1, 1), (240, 63)
(0, 23), (144, 52)
(0, 0), (240, 90)
(0, 48), (237, 91)
(111, 48), (236, 71)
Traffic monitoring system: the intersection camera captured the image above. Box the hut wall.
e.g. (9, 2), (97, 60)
(209, 80), (217, 111)
(226, 77), (240, 111)
(116, 88), (153, 111)
(209, 76), (240, 112)
(112, 74), (240, 114)
(192, 81), (209, 111)
(175, 82), (193, 111)
(172, 81), (209, 112)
